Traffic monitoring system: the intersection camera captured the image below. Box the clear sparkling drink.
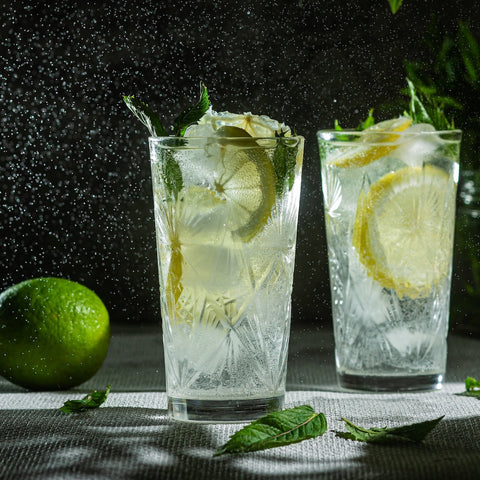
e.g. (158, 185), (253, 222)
(150, 130), (303, 421)
(318, 120), (461, 391)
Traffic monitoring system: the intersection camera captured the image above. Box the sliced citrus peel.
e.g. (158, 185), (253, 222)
(352, 164), (455, 298)
(332, 116), (412, 168)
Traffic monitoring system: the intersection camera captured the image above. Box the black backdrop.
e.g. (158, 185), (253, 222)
(1, 0), (478, 325)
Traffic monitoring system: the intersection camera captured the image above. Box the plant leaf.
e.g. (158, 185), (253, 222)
(387, 0), (403, 14)
(172, 82), (210, 136)
(335, 416), (444, 443)
(273, 132), (298, 196)
(456, 376), (480, 399)
(123, 96), (168, 137)
(405, 77), (454, 130)
(214, 405), (327, 456)
(59, 385), (111, 414)
(162, 148), (184, 199)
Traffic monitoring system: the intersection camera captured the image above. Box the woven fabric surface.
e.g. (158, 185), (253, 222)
(1, 325), (479, 480)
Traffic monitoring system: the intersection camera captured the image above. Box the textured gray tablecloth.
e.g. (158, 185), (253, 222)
(1, 324), (479, 479)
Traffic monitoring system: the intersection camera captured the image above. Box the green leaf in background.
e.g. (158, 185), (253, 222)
(123, 96), (168, 137)
(457, 376), (480, 399)
(59, 385), (111, 414)
(405, 78), (454, 130)
(387, 0), (403, 14)
(214, 405), (327, 456)
(171, 82), (210, 136)
(335, 416), (444, 444)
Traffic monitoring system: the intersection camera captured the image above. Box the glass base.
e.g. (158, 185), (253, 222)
(338, 373), (444, 392)
(168, 395), (284, 423)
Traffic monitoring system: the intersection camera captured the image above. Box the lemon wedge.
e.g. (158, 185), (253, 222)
(352, 165), (455, 298)
(332, 116), (412, 168)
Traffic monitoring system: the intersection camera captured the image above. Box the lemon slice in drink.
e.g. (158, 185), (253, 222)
(352, 165), (455, 298)
(185, 109), (291, 138)
(332, 116), (412, 168)
(211, 126), (277, 241)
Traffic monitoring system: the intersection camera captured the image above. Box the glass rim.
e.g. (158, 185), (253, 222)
(148, 135), (305, 142)
(317, 128), (462, 139)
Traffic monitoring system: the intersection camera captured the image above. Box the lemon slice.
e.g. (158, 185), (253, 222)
(185, 109), (291, 138)
(332, 116), (412, 168)
(213, 129), (276, 241)
(352, 165), (455, 298)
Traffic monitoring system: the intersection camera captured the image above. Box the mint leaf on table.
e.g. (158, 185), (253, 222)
(214, 405), (327, 456)
(457, 376), (480, 399)
(171, 82), (210, 136)
(59, 385), (111, 414)
(123, 96), (168, 137)
(335, 416), (444, 444)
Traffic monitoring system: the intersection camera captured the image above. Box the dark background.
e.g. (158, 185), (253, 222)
(1, 0), (478, 326)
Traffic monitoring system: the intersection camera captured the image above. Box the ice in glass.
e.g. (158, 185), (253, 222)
(149, 110), (304, 421)
(318, 117), (461, 391)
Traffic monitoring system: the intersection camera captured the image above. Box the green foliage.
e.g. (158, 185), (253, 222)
(214, 405), (327, 456)
(273, 132), (298, 197)
(403, 21), (480, 168)
(387, 0), (403, 14)
(335, 416), (444, 443)
(457, 376), (480, 399)
(59, 385), (111, 413)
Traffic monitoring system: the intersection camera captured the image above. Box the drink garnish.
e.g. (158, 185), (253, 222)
(123, 82), (210, 137)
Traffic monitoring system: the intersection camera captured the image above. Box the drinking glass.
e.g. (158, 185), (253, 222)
(318, 127), (461, 391)
(149, 134), (304, 421)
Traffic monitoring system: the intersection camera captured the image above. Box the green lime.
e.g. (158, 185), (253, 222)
(0, 277), (110, 390)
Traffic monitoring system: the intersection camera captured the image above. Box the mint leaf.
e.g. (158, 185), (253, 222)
(123, 96), (167, 137)
(59, 385), (111, 414)
(335, 416), (444, 444)
(387, 0), (403, 14)
(273, 132), (299, 196)
(214, 405), (327, 456)
(162, 149), (184, 199)
(334, 109), (375, 132)
(405, 77), (454, 130)
(457, 376), (480, 399)
(356, 108), (375, 131)
(172, 82), (210, 136)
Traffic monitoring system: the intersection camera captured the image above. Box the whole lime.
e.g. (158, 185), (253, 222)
(0, 277), (110, 390)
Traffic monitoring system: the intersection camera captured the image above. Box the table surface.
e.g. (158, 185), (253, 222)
(1, 324), (479, 480)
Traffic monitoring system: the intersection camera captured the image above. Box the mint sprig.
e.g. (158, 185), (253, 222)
(405, 77), (454, 130)
(123, 82), (210, 138)
(171, 83), (210, 136)
(123, 97), (168, 137)
(59, 385), (111, 414)
(334, 416), (444, 444)
(214, 405), (327, 456)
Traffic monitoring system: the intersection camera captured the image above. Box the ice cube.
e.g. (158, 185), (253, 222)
(393, 123), (441, 167)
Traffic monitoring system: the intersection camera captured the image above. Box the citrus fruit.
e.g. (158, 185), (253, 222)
(352, 165), (455, 298)
(332, 116), (412, 168)
(0, 277), (110, 390)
